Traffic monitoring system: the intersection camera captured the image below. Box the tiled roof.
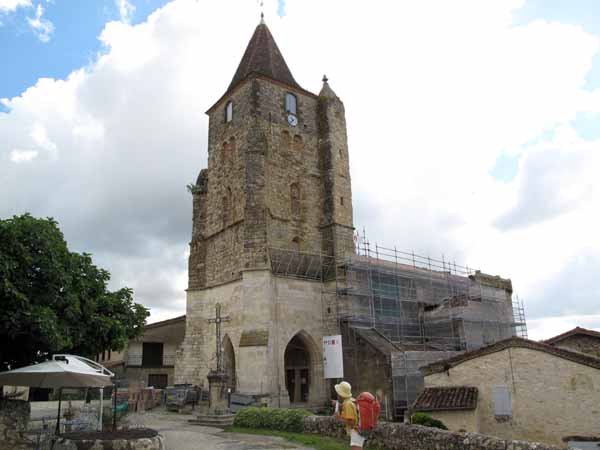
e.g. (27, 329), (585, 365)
(227, 23), (303, 94)
(144, 315), (186, 330)
(544, 327), (600, 345)
(421, 337), (600, 376)
(413, 386), (478, 411)
(206, 22), (315, 114)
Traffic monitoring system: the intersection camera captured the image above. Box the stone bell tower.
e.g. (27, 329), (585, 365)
(176, 18), (354, 406)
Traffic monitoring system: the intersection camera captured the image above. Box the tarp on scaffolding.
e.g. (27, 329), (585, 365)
(350, 327), (401, 356)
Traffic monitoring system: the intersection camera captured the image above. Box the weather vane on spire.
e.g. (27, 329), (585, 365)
(259, 0), (265, 24)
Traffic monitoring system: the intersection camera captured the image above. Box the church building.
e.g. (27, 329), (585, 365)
(175, 19), (522, 417)
(175, 18), (352, 407)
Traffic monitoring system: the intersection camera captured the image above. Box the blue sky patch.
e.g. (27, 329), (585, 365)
(489, 152), (521, 183)
(277, 0), (286, 17)
(513, 0), (600, 35)
(514, 0), (600, 92)
(571, 112), (600, 140)
(0, 1), (170, 99)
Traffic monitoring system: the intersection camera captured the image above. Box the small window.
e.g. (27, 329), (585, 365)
(492, 385), (512, 418)
(293, 134), (303, 151)
(286, 93), (297, 115)
(148, 374), (168, 389)
(291, 236), (301, 251)
(225, 101), (233, 123)
(340, 197), (344, 206)
(223, 187), (232, 226)
(290, 183), (300, 215)
(142, 342), (164, 368)
(281, 130), (291, 152)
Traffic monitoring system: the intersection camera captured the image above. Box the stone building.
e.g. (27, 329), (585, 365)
(124, 315), (185, 389)
(175, 19), (522, 414)
(544, 326), (600, 358)
(96, 316), (186, 389)
(419, 337), (600, 446)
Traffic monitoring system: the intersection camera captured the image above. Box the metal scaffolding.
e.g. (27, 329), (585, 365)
(267, 228), (528, 418)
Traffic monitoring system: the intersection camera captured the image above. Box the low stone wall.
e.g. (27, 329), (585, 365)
(0, 399), (30, 450)
(54, 428), (166, 450)
(303, 416), (564, 450)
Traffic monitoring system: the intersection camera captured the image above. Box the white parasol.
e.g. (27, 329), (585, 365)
(0, 354), (114, 434)
(0, 354), (113, 388)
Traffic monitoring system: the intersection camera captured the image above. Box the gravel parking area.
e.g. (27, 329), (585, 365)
(129, 410), (315, 450)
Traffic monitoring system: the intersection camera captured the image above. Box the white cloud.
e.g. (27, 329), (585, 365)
(528, 314), (600, 341)
(1, 0), (599, 327)
(116, 0), (135, 23)
(0, 0), (31, 13)
(26, 3), (54, 42)
(9, 149), (38, 163)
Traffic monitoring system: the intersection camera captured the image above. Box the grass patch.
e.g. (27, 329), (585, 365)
(225, 426), (348, 450)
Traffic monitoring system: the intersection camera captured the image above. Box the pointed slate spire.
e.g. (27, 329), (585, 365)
(319, 74), (339, 100)
(227, 21), (303, 93)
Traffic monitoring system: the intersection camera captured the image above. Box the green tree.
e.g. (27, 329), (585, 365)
(0, 213), (149, 370)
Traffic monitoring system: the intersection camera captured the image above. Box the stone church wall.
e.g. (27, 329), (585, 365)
(177, 269), (330, 405)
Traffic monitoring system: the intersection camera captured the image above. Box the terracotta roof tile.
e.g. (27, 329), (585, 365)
(413, 386), (478, 411)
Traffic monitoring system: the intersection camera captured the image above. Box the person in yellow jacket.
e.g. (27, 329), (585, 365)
(333, 381), (365, 449)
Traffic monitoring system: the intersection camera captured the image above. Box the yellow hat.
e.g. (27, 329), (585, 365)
(334, 381), (352, 399)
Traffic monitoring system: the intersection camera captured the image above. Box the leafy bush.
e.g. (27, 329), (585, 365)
(410, 412), (448, 430)
(234, 407), (311, 432)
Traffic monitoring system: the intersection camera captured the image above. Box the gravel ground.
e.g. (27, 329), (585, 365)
(129, 410), (316, 450)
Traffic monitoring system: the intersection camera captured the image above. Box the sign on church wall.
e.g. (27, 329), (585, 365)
(323, 335), (344, 379)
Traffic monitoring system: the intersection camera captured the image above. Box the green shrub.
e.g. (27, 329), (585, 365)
(234, 407), (311, 432)
(410, 412), (448, 430)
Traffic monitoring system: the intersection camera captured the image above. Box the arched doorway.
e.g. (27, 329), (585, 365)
(284, 334), (311, 403)
(223, 335), (236, 392)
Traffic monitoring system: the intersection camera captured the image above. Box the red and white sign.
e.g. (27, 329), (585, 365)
(323, 335), (344, 379)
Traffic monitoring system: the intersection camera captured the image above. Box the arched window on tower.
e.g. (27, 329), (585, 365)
(293, 135), (303, 152)
(222, 141), (231, 163)
(225, 101), (233, 123)
(223, 187), (232, 226)
(290, 183), (300, 216)
(229, 137), (236, 159)
(281, 130), (291, 153)
(291, 236), (301, 252)
(285, 93), (297, 115)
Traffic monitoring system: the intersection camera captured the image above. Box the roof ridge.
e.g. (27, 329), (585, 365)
(544, 326), (600, 344)
(421, 336), (600, 375)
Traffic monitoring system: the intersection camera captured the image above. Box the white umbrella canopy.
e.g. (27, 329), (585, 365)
(0, 354), (114, 388)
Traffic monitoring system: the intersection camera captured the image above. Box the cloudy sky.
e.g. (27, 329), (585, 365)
(1, 0), (599, 340)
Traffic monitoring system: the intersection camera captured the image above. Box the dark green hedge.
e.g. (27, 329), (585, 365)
(410, 412), (448, 430)
(234, 407), (312, 432)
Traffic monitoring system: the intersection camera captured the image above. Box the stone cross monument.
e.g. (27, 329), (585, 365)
(206, 303), (231, 414)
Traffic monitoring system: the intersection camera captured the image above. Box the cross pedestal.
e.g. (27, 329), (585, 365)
(207, 371), (230, 415)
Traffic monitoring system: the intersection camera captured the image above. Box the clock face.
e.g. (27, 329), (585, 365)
(287, 114), (298, 127)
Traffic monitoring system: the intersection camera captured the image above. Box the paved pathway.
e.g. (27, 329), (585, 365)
(131, 410), (315, 450)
